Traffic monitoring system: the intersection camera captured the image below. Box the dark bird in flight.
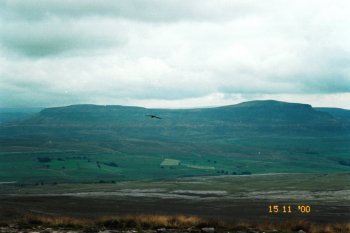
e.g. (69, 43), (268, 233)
(146, 114), (162, 119)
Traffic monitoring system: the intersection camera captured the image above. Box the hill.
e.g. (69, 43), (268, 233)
(0, 107), (42, 124)
(3, 100), (348, 140)
(0, 100), (349, 184)
(315, 107), (350, 121)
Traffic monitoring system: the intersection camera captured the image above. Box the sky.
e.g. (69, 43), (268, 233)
(1, 0), (350, 109)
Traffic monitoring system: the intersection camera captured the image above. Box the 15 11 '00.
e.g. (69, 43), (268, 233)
(268, 205), (311, 214)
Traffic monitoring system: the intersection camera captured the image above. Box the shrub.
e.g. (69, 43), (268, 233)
(37, 157), (51, 163)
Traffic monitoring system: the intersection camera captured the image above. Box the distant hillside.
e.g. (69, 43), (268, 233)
(1, 100), (350, 181)
(2, 100), (350, 136)
(2, 100), (349, 142)
(316, 107), (350, 121)
(7, 100), (342, 127)
(25, 100), (344, 126)
(0, 107), (42, 124)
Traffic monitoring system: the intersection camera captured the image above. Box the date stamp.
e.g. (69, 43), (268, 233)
(268, 205), (311, 214)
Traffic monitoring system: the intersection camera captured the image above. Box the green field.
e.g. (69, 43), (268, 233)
(0, 136), (349, 186)
(160, 158), (181, 166)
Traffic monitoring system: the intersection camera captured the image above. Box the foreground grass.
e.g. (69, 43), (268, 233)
(2, 214), (349, 233)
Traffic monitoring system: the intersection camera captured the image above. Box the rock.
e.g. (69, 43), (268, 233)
(201, 227), (215, 233)
(298, 230), (306, 233)
(247, 228), (260, 233)
(157, 228), (167, 233)
(41, 230), (53, 233)
(266, 229), (278, 233)
(188, 228), (201, 233)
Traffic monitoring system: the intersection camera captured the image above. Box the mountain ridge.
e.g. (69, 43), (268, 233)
(2, 100), (349, 141)
(3, 100), (349, 127)
(37, 100), (317, 111)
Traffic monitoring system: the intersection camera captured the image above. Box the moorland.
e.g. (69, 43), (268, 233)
(0, 100), (349, 231)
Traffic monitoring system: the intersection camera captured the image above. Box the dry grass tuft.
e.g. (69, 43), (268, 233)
(97, 215), (203, 229)
(18, 214), (94, 228)
(308, 222), (350, 233)
(11, 214), (350, 232)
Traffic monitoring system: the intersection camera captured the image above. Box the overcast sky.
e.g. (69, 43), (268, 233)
(1, 0), (350, 109)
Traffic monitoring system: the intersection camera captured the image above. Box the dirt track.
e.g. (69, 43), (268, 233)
(0, 196), (349, 223)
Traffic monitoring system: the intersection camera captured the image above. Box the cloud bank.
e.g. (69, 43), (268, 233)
(1, 0), (350, 108)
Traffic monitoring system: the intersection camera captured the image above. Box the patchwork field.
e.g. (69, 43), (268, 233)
(0, 137), (349, 185)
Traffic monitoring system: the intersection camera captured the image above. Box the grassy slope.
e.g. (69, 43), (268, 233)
(0, 101), (349, 185)
(1, 138), (350, 185)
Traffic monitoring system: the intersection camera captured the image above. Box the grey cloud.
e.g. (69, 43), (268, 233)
(2, 30), (79, 57)
(0, 0), (256, 22)
(0, 18), (125, 57)
(215, 72), (350, 95)
(0, 87), (85, 108)
(300, 75), (350, 94)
